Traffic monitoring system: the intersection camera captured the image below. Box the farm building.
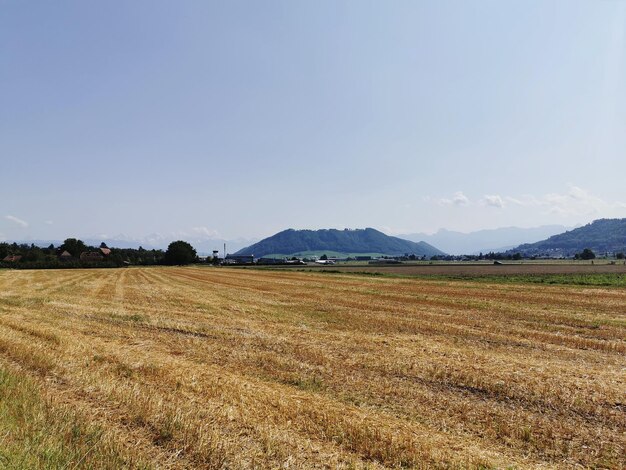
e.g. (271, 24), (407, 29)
(58, 251), (74, 261)
(2, 255), (22, 263)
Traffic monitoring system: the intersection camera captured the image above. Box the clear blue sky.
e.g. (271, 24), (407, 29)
(1, 1), (625, 243)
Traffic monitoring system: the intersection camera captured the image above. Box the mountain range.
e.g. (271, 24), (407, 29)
(400, 225), (569, 255)
(8, 218), (625, 259)
(234, 228), (444, 258)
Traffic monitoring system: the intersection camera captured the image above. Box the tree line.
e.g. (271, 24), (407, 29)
(0, 239), (200, 269)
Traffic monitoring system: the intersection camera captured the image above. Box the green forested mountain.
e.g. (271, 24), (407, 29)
(511, 218), (626, 256)
(235, 228), (445, 258)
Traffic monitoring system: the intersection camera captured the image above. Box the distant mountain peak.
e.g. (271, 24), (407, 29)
(400, 224), (569, 255)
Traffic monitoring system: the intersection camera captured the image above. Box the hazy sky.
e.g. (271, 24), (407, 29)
(2, 1), (625, 243)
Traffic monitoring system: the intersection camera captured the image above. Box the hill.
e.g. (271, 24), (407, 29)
(234, 228), (445, 258)
(401, 225), (568, 255)
(509, 218), (626, 257)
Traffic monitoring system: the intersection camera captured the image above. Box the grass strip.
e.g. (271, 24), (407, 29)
(0, 366), (149, 470)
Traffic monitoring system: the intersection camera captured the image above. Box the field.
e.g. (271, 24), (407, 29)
(265, 262), (626, 287)
(264, 260), (626, 276)
(0, 267), (624, 469)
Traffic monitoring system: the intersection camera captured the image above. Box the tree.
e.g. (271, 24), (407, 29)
(578, 248), (596, 260)
(24, 245), (44, 262)
(320, 254), (328, 260)
(0, 243), (8, 259)
(163, 241), (197, 265)
(59, 238), (87, 257)
(616, 252), (625, 260)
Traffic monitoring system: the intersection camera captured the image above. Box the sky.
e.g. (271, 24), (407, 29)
(1, 0), (625, 244)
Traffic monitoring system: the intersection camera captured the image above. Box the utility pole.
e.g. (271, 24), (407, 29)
(224, 243), (226, 260)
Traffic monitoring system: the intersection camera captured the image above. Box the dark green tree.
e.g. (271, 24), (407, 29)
(24, 245), (44, 262)
(579, 248), (596, 260)
(59, 238), (87, 257)
(163, 241), (197, 265)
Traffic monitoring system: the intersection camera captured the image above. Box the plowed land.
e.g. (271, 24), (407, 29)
(0, 267), (624, 469)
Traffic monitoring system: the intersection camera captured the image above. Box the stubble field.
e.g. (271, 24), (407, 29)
(0, 267), (624, 469)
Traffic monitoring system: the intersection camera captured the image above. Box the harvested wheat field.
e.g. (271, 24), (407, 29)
(0, 267), (624, 469)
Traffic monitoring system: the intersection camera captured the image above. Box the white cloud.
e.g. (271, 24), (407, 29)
(439, 191), (470, 206)
(504, 196), (527, 206)
(536, 186), (614, 217)
(45, 220), (53, 225)
(5, 215), (28, 228)
(482, 195), (505, 208)
(489, 186), (626, 218)
(453, 192), (470, 205)
(567, 185), (589, 201)
(430, 185), (626, 221)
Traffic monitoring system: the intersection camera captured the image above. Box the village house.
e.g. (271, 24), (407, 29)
(58, 250), (74, 261)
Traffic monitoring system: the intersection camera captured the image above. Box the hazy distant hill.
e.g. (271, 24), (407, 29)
(509, 219), (626, 256)
(401, 225), (568, 255)
(235, 228), (445, 258)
